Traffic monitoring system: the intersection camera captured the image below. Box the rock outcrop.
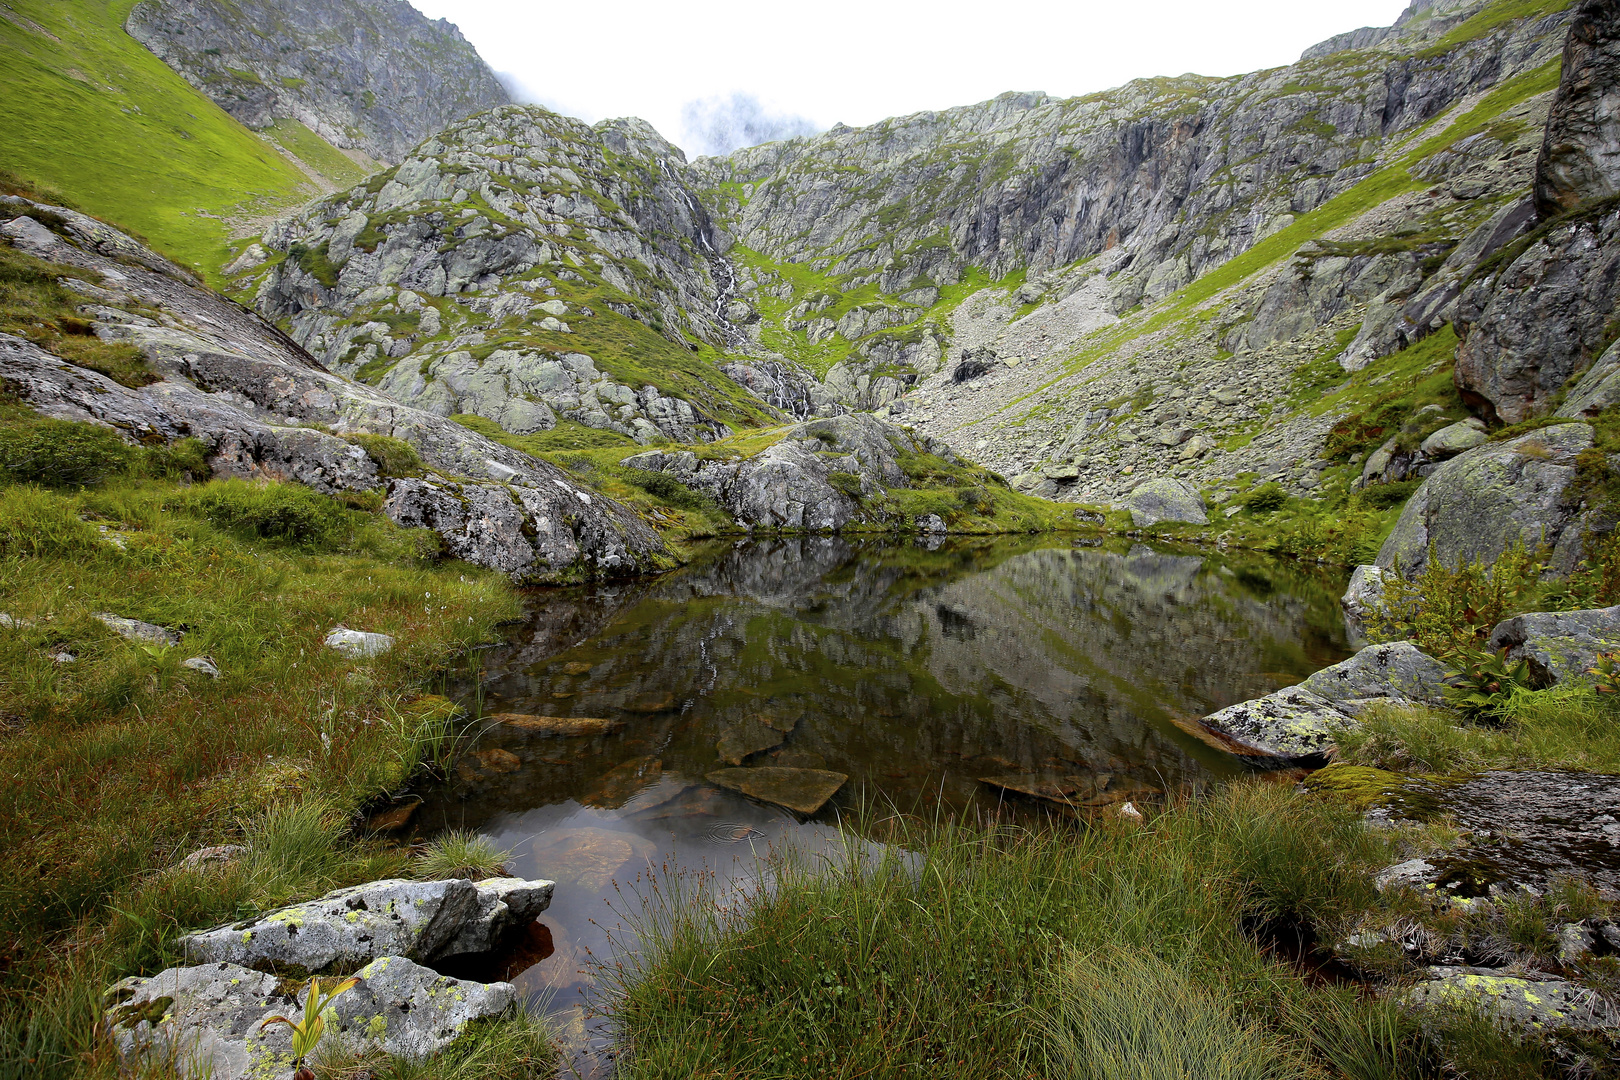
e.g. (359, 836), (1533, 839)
(1533, 0), (1620, 217)
(1487, 605), (1620, 686)
(620, 413), (959, 531)
(247, 106), (811, 444)
(0, 197), (668, 583)
(125, 0), (508, 164)
(1375, 422), (1594, 578)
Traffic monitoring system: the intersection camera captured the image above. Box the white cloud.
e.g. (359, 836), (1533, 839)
(421, 0), (1413, 155)
(680, 93), (821, 157)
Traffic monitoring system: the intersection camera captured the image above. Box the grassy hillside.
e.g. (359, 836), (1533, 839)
(0, 0), (354, 280)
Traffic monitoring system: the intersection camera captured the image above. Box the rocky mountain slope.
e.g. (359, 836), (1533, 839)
(125, 0), (509, 165)
(221, 0), (1611, 522)
(0, 196), (668, 582)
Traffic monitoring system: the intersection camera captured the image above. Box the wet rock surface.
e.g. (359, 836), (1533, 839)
(1378, 771), (1620, 895)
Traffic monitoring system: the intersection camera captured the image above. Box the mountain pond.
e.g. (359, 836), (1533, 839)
(409, 535), (1352, 1060)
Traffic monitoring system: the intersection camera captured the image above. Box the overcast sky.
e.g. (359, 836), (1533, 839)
(411, 0), (1412, 158)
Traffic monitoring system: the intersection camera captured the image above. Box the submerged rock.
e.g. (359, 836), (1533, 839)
(706, 767), (849, 815)
(104, 956), (515, 1079)
(715, 719), (788, 765)
(1487, 605), (1620, 687)
(180, 876), (554, 975)
(493, 713), (621, 736)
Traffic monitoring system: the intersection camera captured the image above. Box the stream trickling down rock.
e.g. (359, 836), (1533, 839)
(413, 536), (1351, 1060)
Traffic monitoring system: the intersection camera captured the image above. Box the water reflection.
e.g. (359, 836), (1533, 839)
(411, 535), (1351, 1061)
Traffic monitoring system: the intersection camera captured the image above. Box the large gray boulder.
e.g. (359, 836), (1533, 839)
(1488, 605), (1620, 687)
(1534, 0), (1620, 217)
(1299, 641), (1449, 710)
(1196, 685), (1353, 762)
(1557, 338), (1620, 418)
(1125, 478), (1209, 527)
(1341, 564), (1397, 637)
(104, 956), (515, 1078)
(1198, 642), (1448, 762)
(622, 414), (955, 532)
(180, 876), (553, 975)
(1376, 423), (1594, 578)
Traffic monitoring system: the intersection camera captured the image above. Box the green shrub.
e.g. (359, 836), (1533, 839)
(179, 479), (351, 550)
(620, 468), (716, 512)
(0, 415), (134, 487)
(1240, 483), (1288, 513)
(345, 433), (425, 478)
(1357, 479), (1420, 510)
(826, 470), (864, 500)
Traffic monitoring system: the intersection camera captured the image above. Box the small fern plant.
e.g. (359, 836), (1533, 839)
(1443, 647), (1531, 716)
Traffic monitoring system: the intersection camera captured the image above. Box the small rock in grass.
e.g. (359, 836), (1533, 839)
(50, 651), (76, 664)
(95, 612), (180, 647)
(176, 844), (248, 872)
(0, 613), (33, 629)
(324, 627), (394, 658)
(182, 656), (221, 678)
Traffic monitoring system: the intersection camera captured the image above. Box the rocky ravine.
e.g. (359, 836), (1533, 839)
(126, 0), (509, 165)
(0, 199), (667, 583)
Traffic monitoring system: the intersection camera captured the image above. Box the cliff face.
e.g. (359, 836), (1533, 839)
(125, 0), (509, 164)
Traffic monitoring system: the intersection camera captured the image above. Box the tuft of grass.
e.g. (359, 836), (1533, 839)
(1041, 947), (1296, 1080)
(413, 830), (511, 882)
(0, 238), (158, 387)
(606, 782), (1395, 1079)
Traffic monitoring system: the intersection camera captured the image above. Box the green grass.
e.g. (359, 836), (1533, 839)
(1419, 0), (1575, 56)
(0, 406), (535, 1077)
(414, 830), (513, 881)
(1337, 686), (1620, 775)
(0, 0), (334, 280)
(606, 782), (1410, 1079)
(263, 119), (371, 189)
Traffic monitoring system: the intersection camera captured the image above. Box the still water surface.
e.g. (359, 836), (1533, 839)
(414, 536), (1351, 1056)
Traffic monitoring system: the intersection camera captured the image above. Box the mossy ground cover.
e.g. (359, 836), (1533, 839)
(608, 782), (1580, 1080)
(0, 405), (558, 1078)
(0, 0), (348, 281)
